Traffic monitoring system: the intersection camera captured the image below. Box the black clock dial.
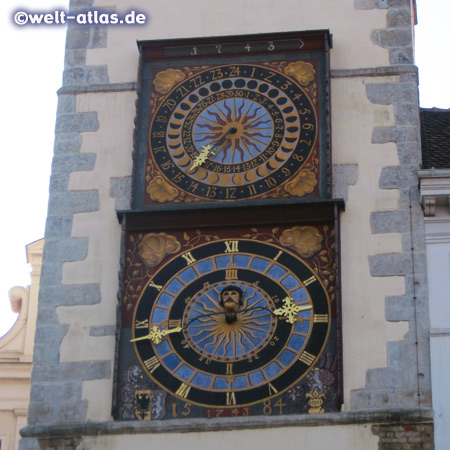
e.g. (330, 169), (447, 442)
(132, 239), (330, 407)
(146, 63), (318, 202)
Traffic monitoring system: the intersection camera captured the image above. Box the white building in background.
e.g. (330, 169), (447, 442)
(419, 107), (450, 450)
(0, 240), (43, 450)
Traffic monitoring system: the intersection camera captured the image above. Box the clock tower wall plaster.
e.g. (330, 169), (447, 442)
(21, 0), (433, 449)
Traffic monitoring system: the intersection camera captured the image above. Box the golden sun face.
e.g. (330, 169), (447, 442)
(183, 282), (277, 362)
(193, 98), (274, 165)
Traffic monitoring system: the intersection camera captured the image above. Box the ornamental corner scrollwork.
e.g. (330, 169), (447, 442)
(138, 233), (182, 268)
(279, 226), (323, 258)
(153, 69), (186, 95)
(284, 61), (315, 87)
(284, 168), (318, 197)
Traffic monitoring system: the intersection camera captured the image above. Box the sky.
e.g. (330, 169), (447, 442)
(0, 0), (449, 338)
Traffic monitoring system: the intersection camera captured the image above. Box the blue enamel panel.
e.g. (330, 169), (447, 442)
(191, 372), (213, 389)
(152, 307), (168, 323)
(213, 377), (229, 390)
(175, 364), (195, 381)
(162, 353), (182, 370)
(232, 376), (248, 389)
(155, 340), (171, 356)
(156, 292), (175, 308)
(263, 361), (282, 378)
(178, 267), (197, 284)
(281, 274), (301, 291)
(267, 264), (288, 280)
(294, 320), (311, 334)
(249, 370), (265, 386)
(233, 254), (251, 268)
(215, 255), (232, 269)
(287, 334), (306, 351)
(279, 349), (297, 367)
(195, 259), (214, 274)
(250, 257), (271, 272)
(165, 278), (184, 295)
(291, 287), (308, 303)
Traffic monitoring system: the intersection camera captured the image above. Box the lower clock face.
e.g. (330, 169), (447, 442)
(132, 238), (331, 408)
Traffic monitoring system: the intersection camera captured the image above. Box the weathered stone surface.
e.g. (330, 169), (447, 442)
(49, 174), (70, 193)
(63, 66), (110, 86)
(47, 190), (99, 215)
(369, 252), (412, 276)
(64, 49), (86, 68)
(387, 8), (412, 27)
(366, 367), (418, 389)
(377, 29), (413, 48)
(371, 210), (410, 234)
(390, 47), (414, 65)
(395, 103), (419, 125)
(55, 113), (99, 134)
(89, 325), (116, 336)
(39, 261), (63, 286)
(372, 423), (434, 450)
(372, 126), (419, 144)
(18, 438), (40, 450)
(51, 153), (96, 175)
(354, 0), (388, 9)
(45, 215), (74, 238)
(332, 164), (358, 202)
(38, 284), (101, 307)
(57, 95), (76, 114)
(54, 133), (83, 154)
(110, 176), (132, 210)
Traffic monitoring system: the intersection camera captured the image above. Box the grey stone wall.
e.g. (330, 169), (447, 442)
(347, 0), (431, 418)
(19, 2), (118, 449)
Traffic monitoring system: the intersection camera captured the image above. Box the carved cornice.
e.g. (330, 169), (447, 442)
(418, 169), (450, 217)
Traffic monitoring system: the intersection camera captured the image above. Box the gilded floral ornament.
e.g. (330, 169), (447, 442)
(138, 233), (182, 268)
(284, 61), (315, 86)
(285, 169), (317, 197)
(147, 176), (178, 203)
(153, 69), (185, 95)
(280, 226), (323, 258)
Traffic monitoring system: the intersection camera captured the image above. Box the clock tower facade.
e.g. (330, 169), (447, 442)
(21, 1), (433, 449)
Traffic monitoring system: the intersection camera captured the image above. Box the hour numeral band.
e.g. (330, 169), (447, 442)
(314, 314), (329, 323)
(148, 281), (163, 291)
(176, 383), (191, 399)
(135, 319), (149, 329)
(273, 250), (283, 261)
(268, 382), (278, 395)
(226, 364), (233, 375)
(169, 319), (182, 328)
(303, 275), (317, 286)
(144, 356), (160, 373)
(299, 351), (315, 366)
(226, 392), (236, 405)
(225, 265), (238, 280)
(182, 252), (196, 265)
(224, 240), (239, 253)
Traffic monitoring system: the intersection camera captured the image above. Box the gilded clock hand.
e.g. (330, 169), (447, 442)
(131, 325), (183, 345)
(272, 297), (312, 324)
(189, 127), (238, 172)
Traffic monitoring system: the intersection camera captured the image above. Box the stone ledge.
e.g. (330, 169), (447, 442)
(21, 408), (433, 439)
(331, 64), (417, 78)
(58, 82), (137, 95)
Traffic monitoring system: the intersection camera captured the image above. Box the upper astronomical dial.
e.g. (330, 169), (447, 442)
(146, 63), (318, 203)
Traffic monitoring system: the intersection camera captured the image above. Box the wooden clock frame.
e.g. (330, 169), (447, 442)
(131, 30), (332, 210)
